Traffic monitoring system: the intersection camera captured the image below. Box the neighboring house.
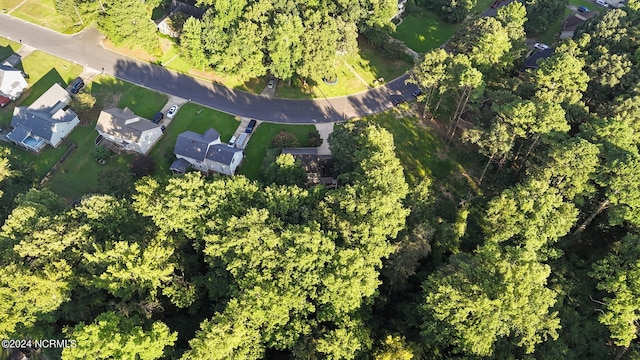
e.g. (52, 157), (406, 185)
(281, 147), (335, 185)
(6, 83), (79, 152)
(0, 64), (28, 100)
(560, 11), (597, 39)
(523, 47), (555, 71)
(96, 107), (163, 155)
(171, 128), (243, 175)
(156, 0), (206, 37)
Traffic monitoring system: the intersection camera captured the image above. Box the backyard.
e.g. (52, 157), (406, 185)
(45, 75), (169, 200)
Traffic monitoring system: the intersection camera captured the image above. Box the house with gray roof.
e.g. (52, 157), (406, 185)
(171, 128), (243, 175)
(6, 83), (79, 152)
(96, 107), (163, 154)
(0, 64), (28, 100)
(156, 0), (206, 37)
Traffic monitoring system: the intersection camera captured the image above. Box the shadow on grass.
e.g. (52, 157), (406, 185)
(19, 68), (67, 106)
(0, 45), (18, 63)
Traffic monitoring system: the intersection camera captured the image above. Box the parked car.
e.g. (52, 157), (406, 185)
(70, 77), (84, 94)
(391, 95), (406, 106)
(0, 95), (9, 108)
(491, 0), (501, 8)
(161, 125), (166, 132)
(267, 77), (276, 89)
(533, 43), (549, 51)
(578, 5), (590, 11)
(246, 119), (257, 133)
(167, 105), (179, 119)
(412, 88), (423, 98)
(152, 112), (164, 124)
(595, 0), (609, 6)
(228, 135), (237, 147)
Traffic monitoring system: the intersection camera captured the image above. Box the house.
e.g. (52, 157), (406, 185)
(560, 11), (597, 39)
(523, 47), (555, 71)
(156, 0), (206, 37)
(281, 147), (335, 185)
(96, 107), (163, 154)
(0, 64), (28, 100)
(6, 83), (79, 152)
(171, 128), (243, 175)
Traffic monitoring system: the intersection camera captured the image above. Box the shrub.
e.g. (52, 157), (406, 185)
(270, 131), (299, 149)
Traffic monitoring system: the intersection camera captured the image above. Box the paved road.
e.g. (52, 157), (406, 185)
(0, 15), (418, 124)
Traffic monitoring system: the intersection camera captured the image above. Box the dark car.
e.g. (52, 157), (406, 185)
(392, 96), (406, 106)
(491, 0), (501, 8)
(152, 112), (164, 124)
(246, 119), (257, 133)
(578, 5), (590, 11)
(70, 77), (84, 94)
(412, 88), (423, 98)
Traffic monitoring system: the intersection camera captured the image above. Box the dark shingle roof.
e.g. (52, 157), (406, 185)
(170, 158), (191, 173)
(174, 129), (220, 161)
(524, 48), (555, 69)
(205, 144), (242, 165)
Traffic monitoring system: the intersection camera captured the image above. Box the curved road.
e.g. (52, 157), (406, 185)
(0, 15), (417, 123)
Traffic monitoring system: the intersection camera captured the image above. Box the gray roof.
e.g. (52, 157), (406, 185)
(96, 108), (161, 142)
(174, 129), (220, 161)
(6, 124), (30, 143)
(524, 48), (555, 69)
(206, 144), (242, 165)
(170, 158), (191, 173)
(9, 83), (77, 142)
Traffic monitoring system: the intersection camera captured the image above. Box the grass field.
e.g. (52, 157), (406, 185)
(149, 102), (240, 175)
(0, 0), (23, 11)
(21, 51), (83, 87)
(239, 123), (316, 180)
(12, 0), (84, 34)
(0, 37), (21, 62)
(392, 5), (458, 53)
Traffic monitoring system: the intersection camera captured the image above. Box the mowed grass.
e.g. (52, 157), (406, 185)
(21, 51), (83, 87)
(0, 0), (22, 10)
(365, 109), (478, 190)
(353, 41), (413, 85)
(0, 37), (21, 62)
(46, 75), (168, 199)
(149, 102), (240, 175)
(239, 123), (316, 180)
(393, 6), (458, 53)
(12, 0), (83, 34)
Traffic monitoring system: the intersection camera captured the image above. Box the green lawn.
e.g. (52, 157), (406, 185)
(392, 5), (458, 53)
(45, 75), (169, 200)
(12, 0), (84, 34)
(238, 123), (316, 180)
(0, 37), (21, 62)
(0, 0), (23, 11)
(365, 110), (478, 190)
(149, 102), (240, 175)
(568, 0), (594, 10)
(20, 50), (83, 87)
(2, 141), (72, 181)
(353, 41), (413, 85)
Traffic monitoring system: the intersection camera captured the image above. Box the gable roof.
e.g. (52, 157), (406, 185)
(96, 107), (161, 143)
(174, 129), (220, 161)
(206, 144), (242, 165)
(9, 83), (78, 142)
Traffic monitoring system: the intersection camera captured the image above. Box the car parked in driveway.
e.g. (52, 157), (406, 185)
(595, 0), (609, 6)
(267, 77), (276, 89)
(391, 95), (406, 106)
(152, 112), (164, 124)
(578, 5), (590, 11)
(412, 88), (422, 98)
(70, 77), (84, 94)
(533, 43), (549, 51)
(246, 119), (257, 133)
(167, 105), (179, 119)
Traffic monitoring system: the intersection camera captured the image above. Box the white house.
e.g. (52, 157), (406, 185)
(171, 128), (243, 175)
(0, 64), (28, 100)
(6, 83), (79, 152)
(96, 107), (163, 155)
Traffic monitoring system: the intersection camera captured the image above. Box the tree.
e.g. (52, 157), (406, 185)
(264, 153), (307, 186)
(591, 232), (640, 348)
(421, 246), (560, 357)
(524, 0), (568, 34)
(70, 92), (96, 118)
(374, 335), (415, 360)
(97, 0), (159, 53)
(424, 0), (477, 23)
(533, 52), (589, 106)
(180, 17), (208, 69)
(62, 312), (176, 360)
(447, 17), (513, 74)
(463, 120), (513, 183)
(407, 49), (452, 117)
(268, 13), (305, 81)
(496, 1), (527, 43)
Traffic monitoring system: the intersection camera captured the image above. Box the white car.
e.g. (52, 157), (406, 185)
(166, 105), (179, 119)
(595, 0), (609, 6)
(533, 43), (549, 51)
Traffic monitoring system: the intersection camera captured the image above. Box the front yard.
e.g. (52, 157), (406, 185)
(392, 5), (458, 53)
(10, 0), (90, 34)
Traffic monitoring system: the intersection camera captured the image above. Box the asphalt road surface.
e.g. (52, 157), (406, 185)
(0, 15), (419, 123)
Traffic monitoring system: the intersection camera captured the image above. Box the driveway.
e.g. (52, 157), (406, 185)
(0, 15), (418, 124)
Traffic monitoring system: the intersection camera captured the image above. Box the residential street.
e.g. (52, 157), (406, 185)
(0, 15), (417, 124)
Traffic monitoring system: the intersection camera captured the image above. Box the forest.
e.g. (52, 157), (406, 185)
(2, 0), (640, 359)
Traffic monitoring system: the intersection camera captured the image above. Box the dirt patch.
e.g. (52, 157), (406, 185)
(188, 68), (223, 83)
(102, 39), (157, 62)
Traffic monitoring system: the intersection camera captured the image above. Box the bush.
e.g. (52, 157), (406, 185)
(308, 130), (323, 147)
(270, 131), (299, 149)
(94, 145), (112, 161)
